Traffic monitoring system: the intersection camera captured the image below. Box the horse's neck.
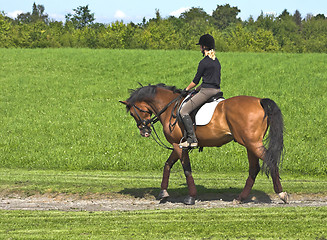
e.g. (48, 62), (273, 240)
(150, 89), (179, 115)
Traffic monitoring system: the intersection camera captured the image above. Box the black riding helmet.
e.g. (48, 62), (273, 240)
(196, 34), (215, 50)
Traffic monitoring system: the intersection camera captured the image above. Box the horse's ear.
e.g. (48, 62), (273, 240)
(119, 101), (131, 111)
(119, 101), (131, 109)
(119, 100), (128, 106)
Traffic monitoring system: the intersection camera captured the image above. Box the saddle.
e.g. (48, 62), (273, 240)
(178, 91), (224, 126)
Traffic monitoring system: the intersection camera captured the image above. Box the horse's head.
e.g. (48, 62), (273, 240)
(120, 83), (182, 138)
(119, 101), (152, 137)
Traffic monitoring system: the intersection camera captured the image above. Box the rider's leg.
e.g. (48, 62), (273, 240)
(179, 115), (198, 148)
(179, 88), (220, 148)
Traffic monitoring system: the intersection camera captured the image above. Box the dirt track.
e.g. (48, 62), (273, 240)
(1, 193), (326, 211)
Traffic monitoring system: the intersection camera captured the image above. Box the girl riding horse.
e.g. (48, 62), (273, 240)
(180, 34), (222, 148)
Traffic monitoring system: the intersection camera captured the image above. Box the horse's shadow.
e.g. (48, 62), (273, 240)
(119, 185), (272, 204)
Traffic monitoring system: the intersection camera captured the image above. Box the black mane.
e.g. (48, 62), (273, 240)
(126, 83), (182, 106)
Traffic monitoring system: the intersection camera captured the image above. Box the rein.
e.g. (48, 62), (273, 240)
(132, 95), (183, 151)
(148, 95), (182, 126)
(150, 123), (174, 150)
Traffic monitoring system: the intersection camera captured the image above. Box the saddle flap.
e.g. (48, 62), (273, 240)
(195, 98), (224, 126)
(177, 91), (224, 126)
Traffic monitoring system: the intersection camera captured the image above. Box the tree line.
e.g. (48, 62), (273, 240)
(1, 3), (327, 52)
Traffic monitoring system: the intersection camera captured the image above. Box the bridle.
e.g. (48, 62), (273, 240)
(132, 104), (153, 131)
(132, 94), (182, 129)
(131, 95), (183, 150)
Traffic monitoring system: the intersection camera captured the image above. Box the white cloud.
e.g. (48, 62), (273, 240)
(48, 13), (66, 22)
(114, 10), (127, 19)
(7, 10), (23, 19)
(170, 7), (190, 17)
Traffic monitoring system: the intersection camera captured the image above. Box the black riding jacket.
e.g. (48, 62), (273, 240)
(192, 56), (221, 89)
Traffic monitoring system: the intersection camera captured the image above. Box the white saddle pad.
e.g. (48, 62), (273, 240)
(195, 99), (224, 126)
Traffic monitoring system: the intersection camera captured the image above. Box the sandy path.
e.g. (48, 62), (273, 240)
(1, 194), (326, 211)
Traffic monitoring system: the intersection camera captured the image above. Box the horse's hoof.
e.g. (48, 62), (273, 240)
(157, 189), (169, 200)
(279, 192), (290, 204)
(183, 196), (196, 205)
(233, 199), (242, 205)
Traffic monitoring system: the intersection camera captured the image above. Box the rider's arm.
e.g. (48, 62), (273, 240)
(185, 81), (197, 91)
(189, 59), (205, 91)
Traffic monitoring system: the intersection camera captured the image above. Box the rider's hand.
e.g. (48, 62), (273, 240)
(181, 89), (189, 97)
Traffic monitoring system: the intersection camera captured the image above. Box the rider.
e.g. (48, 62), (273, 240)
(179, 34), (222, 148)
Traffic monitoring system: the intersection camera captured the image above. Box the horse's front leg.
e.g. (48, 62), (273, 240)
(181, 149), (197, 205)
(157, 144), (180, 200)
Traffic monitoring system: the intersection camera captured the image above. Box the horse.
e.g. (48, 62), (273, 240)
(120, 83), (289, 205)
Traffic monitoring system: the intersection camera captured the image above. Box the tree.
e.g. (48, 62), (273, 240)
(225, 25), (279, 52)
(179, 7), (210, 22)
(31, 3), (48, 23)
(315, 14), (326, 20)
(65, 5), (95, 29)
(147, 9), (162, 24)
(16, 12), (32, 24)
(275, 10), (301, 51)
(301, 17), (327, 52)
(211, 4), (241, 29)
(155, 9), (161, 21)
(278, 9), (292, 21)
(305, 14), (314, 21)
(0, 12), (13, 47)
(293, 10), (302, 27)
(16, 3), (48, 24)
(255, 12), (276, 31)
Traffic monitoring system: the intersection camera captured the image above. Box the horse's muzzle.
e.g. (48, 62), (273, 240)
(140, 129), (151, 137)
(140, 128), (152, 137)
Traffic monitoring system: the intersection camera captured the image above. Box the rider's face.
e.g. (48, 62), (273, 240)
(200, 45), (206, 56)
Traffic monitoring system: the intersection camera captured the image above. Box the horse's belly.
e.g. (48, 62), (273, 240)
(197, 130), (234, 147)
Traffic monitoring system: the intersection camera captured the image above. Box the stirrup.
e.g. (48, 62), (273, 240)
(179, 139), (198, 148)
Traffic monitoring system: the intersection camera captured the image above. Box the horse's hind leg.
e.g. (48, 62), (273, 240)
(254, 146), (289, 203)
(271, 167), (290, 203)
(237, 145), (289, 204)
(235, 149), (260, 203)
(158, 144), (180, 200)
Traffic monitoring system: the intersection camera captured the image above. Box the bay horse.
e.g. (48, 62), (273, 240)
(120, 83), (289, 205)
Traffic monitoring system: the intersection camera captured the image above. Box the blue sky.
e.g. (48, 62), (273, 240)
(2, 0), (327, 23)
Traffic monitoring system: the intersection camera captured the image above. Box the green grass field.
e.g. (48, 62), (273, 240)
(0, 169), (327, 239)
(1, 169), (326, 198)
(1, 48), (326, 174)
(1, 207), (326, 239)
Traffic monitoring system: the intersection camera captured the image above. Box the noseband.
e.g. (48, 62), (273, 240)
(132, 105), (152, 131)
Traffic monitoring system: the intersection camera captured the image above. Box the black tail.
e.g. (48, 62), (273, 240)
(260, 98), (284, 177)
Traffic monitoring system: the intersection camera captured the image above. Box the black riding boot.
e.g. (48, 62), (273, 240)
(179, 115), (198, 148)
